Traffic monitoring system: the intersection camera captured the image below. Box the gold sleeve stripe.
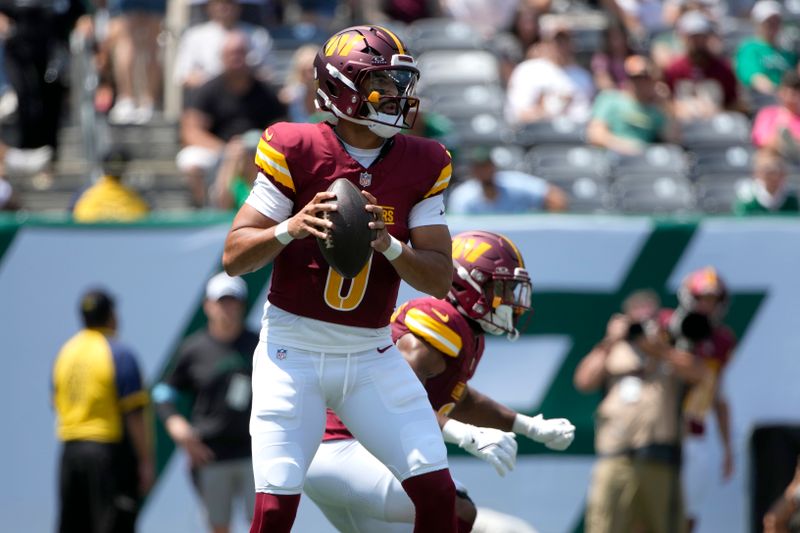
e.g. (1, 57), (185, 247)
(119, 390), (149, 413)
(405, 308), (462, 357)
(256, 141), (295, 192)
(424, 163), (452, 198)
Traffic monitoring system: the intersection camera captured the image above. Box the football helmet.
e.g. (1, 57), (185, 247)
(448, 231), (532, 340)
(677, 266), (729, 320)
(314, 25), (420, 138)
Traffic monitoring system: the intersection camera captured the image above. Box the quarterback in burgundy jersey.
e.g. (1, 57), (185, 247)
(305, 231), (577, 532)
(223, 25), (458, 533)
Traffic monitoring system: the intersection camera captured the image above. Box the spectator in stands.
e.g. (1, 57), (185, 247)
(447, 146), (568, 214)
(591, 22), (633, 91)
(575, 289), (706, 533)
(71, 146), (150, 223)
(177, 31), (285, 208)
(587, 55), (678, 156)
(733, 149), (799, 215)
(440, 0), (524, 38)
(52, 288), (154, 533)
(0, 0), (86, 153)
(278, 44), (324, 124)
(356, 0), (442, 24)
(665, 11), (739, 121)
(510, 3), (542, 53)
(603, 0), (665, 43)
(153, 272), (259, 533)
(210, 129), (260, 210)
(505, 19), (595, 125)
(106, 0), (166, 125)
(735, 0), (797, 98)
(0, 176), (18, 210)
(752, 71), (800, 160)
(173, 0), (272, 101)
(187, 0), (273, 27)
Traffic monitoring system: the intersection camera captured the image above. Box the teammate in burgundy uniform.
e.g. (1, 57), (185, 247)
(222, 25), (458, 533)
(664, 267), (736, 532)
(304, 231), (577, 532)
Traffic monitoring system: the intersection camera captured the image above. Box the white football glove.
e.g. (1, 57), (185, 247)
(442, 419), (518, 477)
(513, 414), (575, 451)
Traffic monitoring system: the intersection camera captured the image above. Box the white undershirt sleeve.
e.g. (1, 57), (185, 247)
(409, 194), (447, 229)
(245, 172), (294, 221)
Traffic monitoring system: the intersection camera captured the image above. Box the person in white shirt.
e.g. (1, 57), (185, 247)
(505, 19), (595, 125)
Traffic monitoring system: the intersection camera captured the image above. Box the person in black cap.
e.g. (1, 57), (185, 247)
(51, 287), (154, 533)
(71, 146), (150, 223)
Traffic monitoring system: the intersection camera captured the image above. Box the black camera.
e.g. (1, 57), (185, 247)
(668, 307), (713, 345)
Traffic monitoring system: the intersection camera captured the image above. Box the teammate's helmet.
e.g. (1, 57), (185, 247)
(314, 25), (420, 138)
(678, 266), (729, 319)
(448, 231), (532, 340)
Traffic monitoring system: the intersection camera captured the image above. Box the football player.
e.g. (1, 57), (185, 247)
(304, 231), (577, 532)
(223, 25), (459, 533)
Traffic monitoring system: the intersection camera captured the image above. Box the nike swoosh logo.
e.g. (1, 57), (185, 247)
(431, 309), (450, 323)
(377, 345), (393, 353)
(264, 129), (273, 141)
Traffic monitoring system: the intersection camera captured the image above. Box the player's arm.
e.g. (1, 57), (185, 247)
(223, 192), (337, 276)
(396, 331), (517, 475)
(364, 189), (451, 298)
(396, 332), (447, 383)
(714, 350), (735, 480)
(452, 386), (576, 451)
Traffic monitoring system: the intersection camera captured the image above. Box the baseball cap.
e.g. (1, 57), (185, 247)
(101, 145), (131, 177)
(752, 0), (782, 23)
(677, 11), (713, 35)
(206, 272), (248, 301)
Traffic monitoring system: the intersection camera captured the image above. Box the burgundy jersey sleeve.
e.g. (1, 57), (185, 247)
(266, 125), (455, 328)
(392, 298), (485, 413)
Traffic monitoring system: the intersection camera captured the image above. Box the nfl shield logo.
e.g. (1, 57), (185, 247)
(359, 172), (372, 187)
(276, 349), (287, 360)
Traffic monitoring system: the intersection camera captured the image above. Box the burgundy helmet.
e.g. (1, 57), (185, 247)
(678, 266), (729, 320)
(448, 231), (532, 340)
(314, 25), (420, 138)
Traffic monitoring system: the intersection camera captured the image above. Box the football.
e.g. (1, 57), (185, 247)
(317, 178), (377, 279)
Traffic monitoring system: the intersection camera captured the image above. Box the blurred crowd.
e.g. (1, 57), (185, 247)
(1, 0), (800, 217)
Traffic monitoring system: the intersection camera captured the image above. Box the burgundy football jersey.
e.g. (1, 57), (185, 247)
(659, 308), (736, 435)
(255, 121), (451, 329)
(324, 298), (485, 441)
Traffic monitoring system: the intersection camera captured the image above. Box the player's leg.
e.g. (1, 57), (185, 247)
(335, 348), (457, 533)
(682, 434), (710, 531)
(635, 460), (685, 533)
(305, 438), (416, 531)
(249, 342), (327, 533)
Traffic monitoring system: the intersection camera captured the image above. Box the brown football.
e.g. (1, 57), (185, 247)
(317, 178), (377, 279)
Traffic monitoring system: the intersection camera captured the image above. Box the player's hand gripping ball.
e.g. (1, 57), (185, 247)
(317, 178), (377, 279)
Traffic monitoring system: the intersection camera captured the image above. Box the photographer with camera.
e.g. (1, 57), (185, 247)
(575, 289), (707, 533)
(662, 267), (737, 532)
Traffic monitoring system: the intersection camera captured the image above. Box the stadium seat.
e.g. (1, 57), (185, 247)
(513, 118), (588, 147)
(680, 112), (751, 148)
(612, 144), (688, 176)
(416, 50), (501, 85)
(689, 145), (754, 178)
(269, 23), (329, 50)
(525, 145), (611, 179)
(545, 174), (613, 213)
(449, 113), (512, 146)
(419, 83), (505, 119)
(694, 174), (750, 214)
(407, 18), (485, 52)
(613, 174), (696, 214)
